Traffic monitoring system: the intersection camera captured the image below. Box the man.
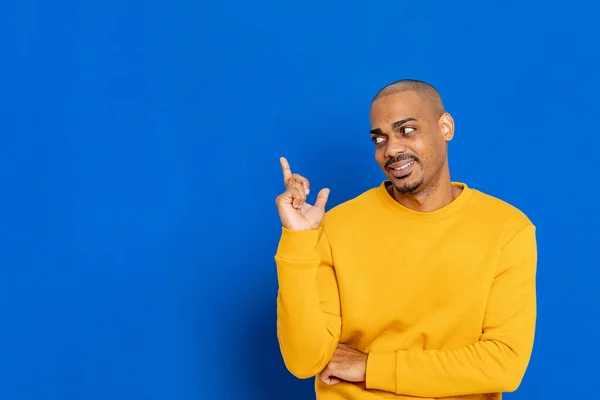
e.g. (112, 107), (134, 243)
(273, 79), (537, 399)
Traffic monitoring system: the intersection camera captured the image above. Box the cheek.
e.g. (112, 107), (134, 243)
(415, 139), (443, 166)
(408, 139), (426, 157)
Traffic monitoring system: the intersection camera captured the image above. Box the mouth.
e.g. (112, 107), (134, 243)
(386, 159), (416, 179)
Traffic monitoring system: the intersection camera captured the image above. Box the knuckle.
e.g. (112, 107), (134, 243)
(293, 173), (307, 182)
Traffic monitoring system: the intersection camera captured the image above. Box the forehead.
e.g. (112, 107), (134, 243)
(369, 90), (432, 126)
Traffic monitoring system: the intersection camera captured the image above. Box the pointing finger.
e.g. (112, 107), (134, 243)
(280, 157), (293, 184)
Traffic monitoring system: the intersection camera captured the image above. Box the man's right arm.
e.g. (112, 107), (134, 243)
(274, 225), (342, 379)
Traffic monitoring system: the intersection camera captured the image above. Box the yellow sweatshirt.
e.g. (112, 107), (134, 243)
(274, 181), (537, 400)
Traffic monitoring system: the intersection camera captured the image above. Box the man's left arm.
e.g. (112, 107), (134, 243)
(364, 223), (537, 398)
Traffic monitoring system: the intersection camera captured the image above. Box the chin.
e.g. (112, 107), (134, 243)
(392, 175), (425, 194)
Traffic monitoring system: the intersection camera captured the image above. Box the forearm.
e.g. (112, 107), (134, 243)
(275, 227), (341, 378)
(366, 336), (534, 397)
(276, 268), (340, 378)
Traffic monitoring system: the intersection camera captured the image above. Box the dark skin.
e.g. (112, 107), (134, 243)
(319, 344), (368, 385)
(369, 90), (462, 212)
(319, 89), (462, 386)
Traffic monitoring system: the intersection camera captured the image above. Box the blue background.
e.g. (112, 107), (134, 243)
(1, 1), (598, 399)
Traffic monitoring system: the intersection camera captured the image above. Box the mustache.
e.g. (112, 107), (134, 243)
(385, 153), (420, 169)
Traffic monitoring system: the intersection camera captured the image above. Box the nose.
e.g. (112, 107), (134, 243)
(383, 135), (407, 159)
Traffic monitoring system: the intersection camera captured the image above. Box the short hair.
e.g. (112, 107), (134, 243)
(372, 79), (446, 116)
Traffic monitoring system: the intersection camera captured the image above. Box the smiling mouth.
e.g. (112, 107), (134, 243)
(390, 161), (414, 171)
(387, 159), (416, 179)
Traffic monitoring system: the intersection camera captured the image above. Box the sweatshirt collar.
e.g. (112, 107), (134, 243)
(375, 180), (473, 221)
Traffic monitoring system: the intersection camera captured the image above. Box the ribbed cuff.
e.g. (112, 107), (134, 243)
(365, 351), (397, 393)
(275, 226), (322, 262)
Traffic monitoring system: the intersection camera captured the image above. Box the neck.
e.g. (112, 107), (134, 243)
(388, 168), (462, 213)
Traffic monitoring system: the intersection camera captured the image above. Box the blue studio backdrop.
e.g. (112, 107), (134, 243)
(1, 1), (598, 399)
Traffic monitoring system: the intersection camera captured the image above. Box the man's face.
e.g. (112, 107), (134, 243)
(369, 90), (453, 194)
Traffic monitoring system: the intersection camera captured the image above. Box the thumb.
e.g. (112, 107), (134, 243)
(319, 369), (340, 385)
(321, 376), (340, 385)
(314, 188), (330, 210)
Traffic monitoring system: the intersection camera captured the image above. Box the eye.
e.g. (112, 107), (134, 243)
(372, 136), (385, 145)
(402, 127), (415, 134)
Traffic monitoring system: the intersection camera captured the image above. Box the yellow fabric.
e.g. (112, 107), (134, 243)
(274, 181), (537, 399)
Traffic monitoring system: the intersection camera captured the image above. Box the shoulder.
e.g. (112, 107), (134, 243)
(321, 185), (380, 226)
(467, 186), (535, 241)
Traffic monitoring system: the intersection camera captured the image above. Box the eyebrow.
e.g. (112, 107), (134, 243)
(370, 117), (418, 135)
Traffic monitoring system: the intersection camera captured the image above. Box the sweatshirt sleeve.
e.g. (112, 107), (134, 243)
(365, 224), (537, 397)
(274, 226), (342, 379)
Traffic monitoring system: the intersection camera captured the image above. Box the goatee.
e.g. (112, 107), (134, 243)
(394, 176), (424, 194)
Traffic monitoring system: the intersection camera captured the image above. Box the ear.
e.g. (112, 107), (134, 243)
(439, 113), (455, 142)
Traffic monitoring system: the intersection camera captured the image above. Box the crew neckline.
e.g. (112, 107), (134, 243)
(375, 180), (473, 221)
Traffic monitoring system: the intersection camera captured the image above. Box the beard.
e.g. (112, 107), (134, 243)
(393, 175), (425, 194)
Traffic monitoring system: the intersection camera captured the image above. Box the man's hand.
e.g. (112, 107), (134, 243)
(319, 343), (368, 385)
(275, 157), (330, 231)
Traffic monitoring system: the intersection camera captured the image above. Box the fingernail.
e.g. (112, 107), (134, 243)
(305, 189), (310, 195)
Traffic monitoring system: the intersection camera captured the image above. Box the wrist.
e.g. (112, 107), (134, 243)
(359, 353), (368, 382)
(275, 226), (323, 262)
(365, 352), (396, 391)
(282, 225), (320, 232)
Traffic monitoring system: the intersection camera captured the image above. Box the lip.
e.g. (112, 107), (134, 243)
(387, 159), (416, 179)
(387, 159), (415, 169)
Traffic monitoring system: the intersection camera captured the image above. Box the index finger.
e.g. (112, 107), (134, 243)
(280, 157), (293, 183)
